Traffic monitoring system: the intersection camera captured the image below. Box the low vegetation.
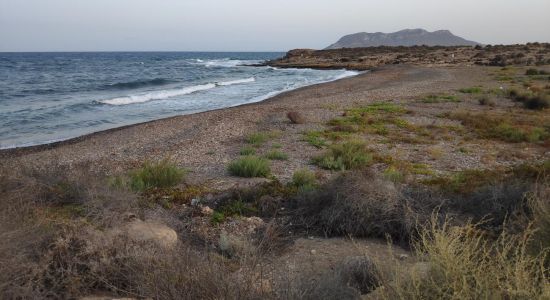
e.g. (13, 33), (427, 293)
(228, 155), (271, 177)
(129, 159), (186, 191)
(264, 150), (288, 160)
(290, 169), (317, 191)
(508, 88), (550, 110)
(313, 140), (373, 170)
(449, 110), (549, 143)
(421, 94), (460, 103)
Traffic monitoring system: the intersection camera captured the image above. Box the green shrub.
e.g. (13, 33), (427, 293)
(245, 132), (269, 146)
(422, 94), (460, 103)
(264, 150), (288, 160)
(459, 87), (483, 94)
(525, 68), (548, 76)
(291, 169), (317, 190)
(240, 146), (256, 156)
(303, 131), (327, 148)
(383, 166), (404, 182)
(228, 156), (271, 178)
(313, 141), (373, 171)
(211, 211), (226, 224)
(129, 160), (186, 191)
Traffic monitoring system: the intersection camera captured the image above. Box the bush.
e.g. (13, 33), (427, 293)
(245, 132), (269, 146)
(291, 169), (317, 190)
(478, 95), (496, 106)
(129, 159), (186, 191)
(291, 171), (417, 244)
(240, 146), (256, 156)
(313, 140), (373, 171)
(303, 131), (327, 148)
(287, 111), (306, 124)
(507, 89), (550, 110)
(382, 215), (550, 299)
(526, 68), (540, 75)
(228, 156), (270, 178)
(264, 150), (288, 160)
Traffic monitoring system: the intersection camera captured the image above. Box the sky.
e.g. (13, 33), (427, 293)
(1, 0), (549, 52)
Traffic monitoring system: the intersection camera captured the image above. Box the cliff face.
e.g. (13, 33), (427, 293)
(326, 29), (479, 49)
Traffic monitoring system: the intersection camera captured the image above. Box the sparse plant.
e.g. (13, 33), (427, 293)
(478, 95), (496, 106)
(240, 146), (256, 156)
(303, 130), (327, 148)
(228, 156), (270, 178)
(459, 86), (483, 94)
(291, 169), (317, 191)
(313, 140), (373, 171)
(245, 132), (269, 146)
(129, 159), (186, 191)
(264, 150), (288, 160)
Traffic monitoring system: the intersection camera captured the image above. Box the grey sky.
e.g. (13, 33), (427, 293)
(1, 0), (549, 52)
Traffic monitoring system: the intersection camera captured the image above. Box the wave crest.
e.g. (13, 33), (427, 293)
(98, 77), (256, 106)
(102, 78), (174, 90)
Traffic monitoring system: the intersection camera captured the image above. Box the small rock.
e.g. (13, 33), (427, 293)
(398, 254), (409, 260)
(200, 206), (214, 216)
(287, 111), (306, 124)
(191, 198), (200, 206)
(310, 249), (317, 255)
(124, 220), (178, 248)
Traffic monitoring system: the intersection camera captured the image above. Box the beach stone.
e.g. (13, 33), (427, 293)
(124, 219), (178, 247)
(287, 111), (306, 124)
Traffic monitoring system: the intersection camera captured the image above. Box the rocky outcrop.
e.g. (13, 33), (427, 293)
(265, 43), (550, 70)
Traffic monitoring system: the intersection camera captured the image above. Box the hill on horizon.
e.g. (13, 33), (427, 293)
(325, 29), (479, 49)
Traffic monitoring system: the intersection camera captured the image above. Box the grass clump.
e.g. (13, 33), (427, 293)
(383, 166), (404, 182)
(239, 146), (256, 156)
(421, 94), (460, 103)
(264, 150), (288, 160)
(228, 156), (270, 178)
(450, 111), (549, 143)
(526, 68), (549, 76)
(129, 159), (186, 191)
(245, 132), (269, 147)
(303, 130), (327, 148)
(313, 140), (373, 171)
(291, 169), (317, 191)
(459, 86), (483, 94)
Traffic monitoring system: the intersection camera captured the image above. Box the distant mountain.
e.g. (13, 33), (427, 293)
(325, 29), (479, 49)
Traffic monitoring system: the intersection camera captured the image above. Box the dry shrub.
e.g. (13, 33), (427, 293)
(280, 256), (381, 299)
(0, 169), (270, 299)
(287, 111), (306, 124)
(381, 215), (550, 299)
(291, 170), (421, 245)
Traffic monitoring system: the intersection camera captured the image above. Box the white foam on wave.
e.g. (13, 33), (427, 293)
(216, 77), (255, 86)
(332, 70), (361, 80)
(99, 83), (216, 106)
(99, 77), (256, 106)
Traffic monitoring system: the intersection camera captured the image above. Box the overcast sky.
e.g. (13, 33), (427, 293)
(1, 0), (549, 52)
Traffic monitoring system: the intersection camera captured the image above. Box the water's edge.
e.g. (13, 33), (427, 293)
(0, 70), (366, 154)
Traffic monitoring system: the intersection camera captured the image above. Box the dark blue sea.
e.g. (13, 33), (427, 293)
(0, 52), (358, 149)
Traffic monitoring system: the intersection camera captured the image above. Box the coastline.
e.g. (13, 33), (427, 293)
(0, 68), (365, 155)
(0, 64), (484, 186)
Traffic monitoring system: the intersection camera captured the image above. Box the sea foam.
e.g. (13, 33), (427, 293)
(99, 77), (256, 106)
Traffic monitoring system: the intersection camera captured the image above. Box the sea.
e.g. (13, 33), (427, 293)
(0, 52), (359, 149)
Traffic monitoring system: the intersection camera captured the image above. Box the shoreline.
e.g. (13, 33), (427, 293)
(4, 63), (545, 191)
(0, 68), (365, 154)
